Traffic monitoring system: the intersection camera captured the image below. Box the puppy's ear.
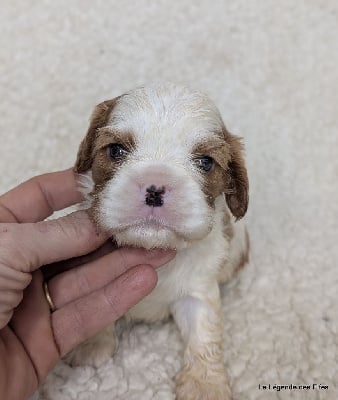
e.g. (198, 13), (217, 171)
(74, 98), (119, 173)
(224, 131), (249, 220)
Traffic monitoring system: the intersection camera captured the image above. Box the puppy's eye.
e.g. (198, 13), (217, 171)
(108, 144), (129, 160)
(194, 156), (214, 172)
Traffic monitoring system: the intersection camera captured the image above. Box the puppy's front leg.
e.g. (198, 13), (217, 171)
(171, 287), (232, 400)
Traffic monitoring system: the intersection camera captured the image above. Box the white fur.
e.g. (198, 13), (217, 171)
(76, 170), (94, 210)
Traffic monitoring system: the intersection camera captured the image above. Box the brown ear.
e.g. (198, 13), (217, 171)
(224, 132), (249, 220)
(74, 98), (119, 173)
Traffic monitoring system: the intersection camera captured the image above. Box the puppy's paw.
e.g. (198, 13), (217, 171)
(64, 327), (118, 368)
(175, 367), (232, 400)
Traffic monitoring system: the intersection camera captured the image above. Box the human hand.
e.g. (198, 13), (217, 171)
(0, 169), (175, 400)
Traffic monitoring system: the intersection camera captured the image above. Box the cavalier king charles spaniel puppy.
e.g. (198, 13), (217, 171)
(67, 83), (249, 400)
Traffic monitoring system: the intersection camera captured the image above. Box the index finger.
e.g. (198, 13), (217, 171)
(0, 168), (82, 223)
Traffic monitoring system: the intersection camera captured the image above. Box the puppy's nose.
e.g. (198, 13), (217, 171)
(145, 185), (166, 207)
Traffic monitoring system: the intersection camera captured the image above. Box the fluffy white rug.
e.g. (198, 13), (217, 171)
(1, 1), (337, 399)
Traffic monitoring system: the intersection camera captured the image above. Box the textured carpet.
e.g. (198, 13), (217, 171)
(1, 1), (337, 399)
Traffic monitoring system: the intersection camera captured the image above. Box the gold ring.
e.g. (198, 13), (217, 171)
(43, 281), (56, 312)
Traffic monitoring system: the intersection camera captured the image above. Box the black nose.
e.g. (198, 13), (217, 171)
(145, 185), (166, 207)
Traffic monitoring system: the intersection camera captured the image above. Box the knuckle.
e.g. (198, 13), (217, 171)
(30, 175), (56, 213)
(0, 224), (19, 265)
(0, 223), (16, 242)
(102, 286), (120, 320)
(0, 200), (19, 222)
(39, 215), (91, 245)
(70, 301), (87, 343)
(61, 212), (98, 245)
(75, 268), (91, 296)
(50, 218), (70, 237)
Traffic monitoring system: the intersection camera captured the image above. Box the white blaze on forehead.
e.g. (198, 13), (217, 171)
(107, 83), (224, 156)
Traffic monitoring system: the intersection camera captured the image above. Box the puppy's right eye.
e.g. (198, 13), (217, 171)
(108, 144), (129, 160)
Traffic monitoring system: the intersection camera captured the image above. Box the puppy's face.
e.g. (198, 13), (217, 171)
(75, 84), (248, 249)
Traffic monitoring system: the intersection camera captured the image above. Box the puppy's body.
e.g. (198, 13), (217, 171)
(68, 83), (249, 400)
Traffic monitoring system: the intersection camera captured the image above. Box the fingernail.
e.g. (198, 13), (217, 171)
(148, 248), (175, 255)
(147, 248), (176, 264)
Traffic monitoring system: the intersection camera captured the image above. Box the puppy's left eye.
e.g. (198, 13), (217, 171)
(108, 144), (129, 160)
(194, 156), (214, 172)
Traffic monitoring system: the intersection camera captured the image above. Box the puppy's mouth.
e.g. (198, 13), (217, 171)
(106, 215), (189, 250)
(108, 215), (181, 236)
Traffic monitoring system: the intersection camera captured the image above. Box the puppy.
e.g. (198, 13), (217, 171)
(67, 83), (249, 400)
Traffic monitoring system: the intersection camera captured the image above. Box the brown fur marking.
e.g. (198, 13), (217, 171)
(223, 130), (249, 220)
(234, 228), (250, 275)
(74, 97), (121, 173)
(192, 128), (249, 219)
(192, 138), (229, 208)
(90, 129), (136, 185)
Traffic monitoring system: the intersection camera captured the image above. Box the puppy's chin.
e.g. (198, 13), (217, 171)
(114, 225), (187, 250)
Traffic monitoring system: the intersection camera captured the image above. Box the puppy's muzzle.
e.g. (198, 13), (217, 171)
(145, 185), (166, 207)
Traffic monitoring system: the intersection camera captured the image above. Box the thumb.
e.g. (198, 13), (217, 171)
(0, 211), (107, 273)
